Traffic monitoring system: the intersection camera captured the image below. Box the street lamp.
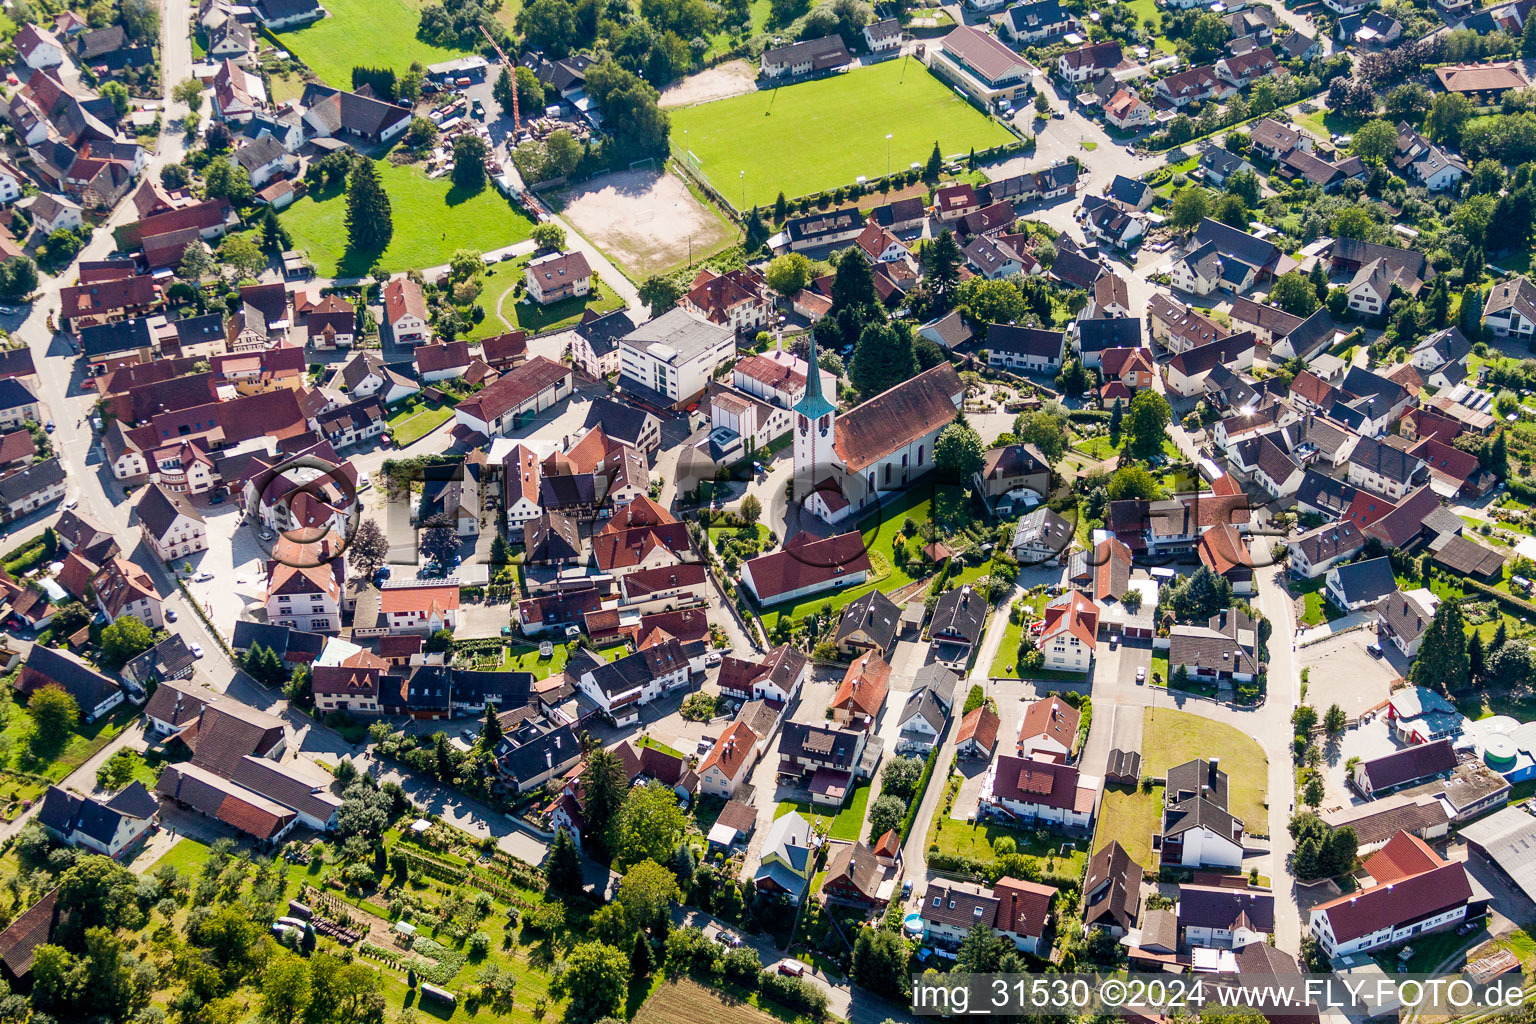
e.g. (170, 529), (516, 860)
(739, 169), (746, 212)
(886, 133), (893, 177)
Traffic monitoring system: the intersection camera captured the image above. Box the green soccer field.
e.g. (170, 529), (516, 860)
(279, 159), (535, 277)
(669, 58), (1017, 209)
(277, 0), (473, 88)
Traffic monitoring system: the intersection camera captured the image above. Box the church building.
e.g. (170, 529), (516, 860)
(795, 336), (966, 522)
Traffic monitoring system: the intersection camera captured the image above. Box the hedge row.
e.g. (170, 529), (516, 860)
(898, 746), (941, 841)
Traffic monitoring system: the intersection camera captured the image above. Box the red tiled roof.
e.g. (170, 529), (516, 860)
(832, 651), (890, 718)
(742, 532), (874, 603)
(958, 704), (1000, 753)
(699, 720), (756, 781)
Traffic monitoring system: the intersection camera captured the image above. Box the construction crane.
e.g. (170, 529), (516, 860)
(480, 26), (519, 133)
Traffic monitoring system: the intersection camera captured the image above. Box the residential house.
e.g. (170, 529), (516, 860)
(525, 251), (592, 305)
(1039, 591), (1097, 673)
(835, 590), (901, 658)
(1058, 41), (1122, 84)
(568, 639), (691, 727)
(760, 34), (851, 78)
(1391, 122), (1468, 191)
(982, 754), (1097, 830)
(1161, 758), (1245, 869)
(383, 278), (430, 346)
(1011, 507), (1072, 565)
(19, 645), (123, 723)
(1485, 277), (1536, 340)
(957, 704), (1001, 759)
(37, 782), (157, 858)
(831, 651), (891, 729)
(1018, 697), (1079, 761)
(136, 483), (207, 561)
(698, 721), (760, 799)
(680, 267), (774, 332)
(1287, 520), (1364, 578)
(1377, 584), (1440, 655)
(1179, 884), (1274, 949)
(1084, 841), (1142, 935)
(929, 584), (988, 659)
(986, 324), (1064, 373)
(1308, 832), (1472, 957)
(1326, 556), (1398, 611)
(754, 812), (815, 902)
(997, 0), (1077, 43)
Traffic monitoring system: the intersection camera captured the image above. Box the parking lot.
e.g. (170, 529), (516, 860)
(1297, 628), (1399, 720)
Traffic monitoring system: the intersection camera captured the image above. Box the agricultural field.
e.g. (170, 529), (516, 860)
(670, 59), (1017, 209)
(277, 0), (473, 89)
(279, 159), (534, 277)
(634, 978), (785, 1024)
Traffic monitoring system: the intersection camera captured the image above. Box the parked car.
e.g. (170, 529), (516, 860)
(1135, 666), (1146, 684)
(776, 959), (806, 977)
(714, 931), (743, 948)
(705, 651), (722, 666)
(166, 609), (177, 622)
(193, 571), (215, 582)
(190, 643), (204, 659)
(1367, 644), (1383, 658)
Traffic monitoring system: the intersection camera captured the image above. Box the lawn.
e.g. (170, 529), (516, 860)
(386, 399), (454, 445)
(926, 792), (1089, 886)
(0, 702), (137, 784)
(466, 256), (626, 341)
(1292, 106), (1366, 145)
(481, 641), (630, 679)
(757, 483), (996, 631)
(1300, 590), (1348, 627)
(637, 734), (685, 759)
(1120, 0), (1175, 50)
(776, 780), (870, 841)
(1394, 927), (1483, 973)
(1142, 708), (1269, 835)
(155, 836), (215, 877)
(670, 58), (1016, 209)
(1094, 783), (1162, 868)
(989, 616), (1028, 678)
(277, 0), (474, 89)
(279, 160), (535, 277)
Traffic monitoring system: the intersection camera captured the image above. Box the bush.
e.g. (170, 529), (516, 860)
(759, 971), (828, 1019)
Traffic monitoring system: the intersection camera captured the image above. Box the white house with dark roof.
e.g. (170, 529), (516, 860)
(1326, 556), (1398, 611)
(997, 0), (1076, 42)
(1486, 277), (1536, 340)
(987, 324), (1064, 372)
(1161, 758), (1244, 868)
(37, 783), (157, 858)
(137, 482), (207, 561)
(863, 18), (903, 52)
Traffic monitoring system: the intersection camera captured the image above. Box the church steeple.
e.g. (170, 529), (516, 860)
(795, 331), (835, 422)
